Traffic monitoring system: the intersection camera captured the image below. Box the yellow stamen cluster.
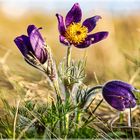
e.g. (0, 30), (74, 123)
(65, 22), (88, 45)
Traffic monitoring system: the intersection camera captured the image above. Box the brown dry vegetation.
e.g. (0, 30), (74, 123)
(0, 10), (140, 105)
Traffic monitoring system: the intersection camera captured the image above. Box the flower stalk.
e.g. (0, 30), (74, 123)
(128, 102), (132, 127)
(62, 45), (72, 99)
(45, 46), (61, 98)
(52, 79), (61, 97)
(128, 108), (131, 127)
(66, 46), (72, 68)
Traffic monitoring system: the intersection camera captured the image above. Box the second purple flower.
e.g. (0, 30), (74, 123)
(14, 25), (48, 64)
(56, 3), (108, 48)
(102, 80), (137, 111)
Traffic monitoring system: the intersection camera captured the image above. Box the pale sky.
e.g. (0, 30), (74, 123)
(0, 0), (140, 17)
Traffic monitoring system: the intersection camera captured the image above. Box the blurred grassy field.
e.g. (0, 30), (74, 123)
(0, 10), (140, 104)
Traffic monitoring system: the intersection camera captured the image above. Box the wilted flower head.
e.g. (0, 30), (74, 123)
(56, 3), (108, 48)
(102, 80), (137, 111)
(14, 25), (47, 64)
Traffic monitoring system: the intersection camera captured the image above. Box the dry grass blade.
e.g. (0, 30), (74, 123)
(13, 99), (20, 140)
(129, 67), (140, 84)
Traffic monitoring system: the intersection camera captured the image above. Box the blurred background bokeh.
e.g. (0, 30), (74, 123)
(0, 0), (140, 102)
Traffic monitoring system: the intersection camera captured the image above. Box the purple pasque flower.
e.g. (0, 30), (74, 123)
(102, 80), (137, 111)
(56, 3), (108, 48)
(14, 25), (47, 64)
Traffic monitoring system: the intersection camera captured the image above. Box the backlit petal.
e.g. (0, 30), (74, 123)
(102, 80), (137, 111)
(56, 14), (66, 35)
(14, 35), (32, 57)
(65, 3), (82, 27)
(75, 40), (91, 48)
(87, 32), (109, 44)
(29, 28), (47, 64)
(27, 25), (37, 36)
(59, 35), (70, 46)
(82, 16), (101, 32)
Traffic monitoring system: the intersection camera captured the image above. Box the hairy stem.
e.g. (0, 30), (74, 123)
(87, 85), (103, 95)
(128, 106), (132, 127)
(66, 46), (72, 68)
(52, 79), (61, 97)
(45, 45), (61, 98)
(65, 46), (72, 99)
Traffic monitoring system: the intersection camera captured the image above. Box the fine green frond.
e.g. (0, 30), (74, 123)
(0, 98), (99, 139)
(58, 58), (86, 88)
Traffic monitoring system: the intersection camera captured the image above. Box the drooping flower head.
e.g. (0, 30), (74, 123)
(14, 25), (47, 64)
(102, 80), (137, 111)
(56, 3), (108, 48)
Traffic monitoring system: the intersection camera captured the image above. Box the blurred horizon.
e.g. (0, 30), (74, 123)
(0, 0), (140, 17)
(0, 0), (140, 101)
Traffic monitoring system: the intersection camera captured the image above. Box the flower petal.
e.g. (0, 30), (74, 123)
(56, 14), (66, 35)
(102, 80), (137, 111)
(27, 25), (37, 36)
(103, 94), (125, 111)
(124, 99), (136, 108)
(75, 31), (108, 48)
(59, 35), (70, 46)
(107, 80), (133, 90)
(29, 28), (47, 64)
(65, 3), (82, 27)
(87, 31), (109, 44)
(104, 80), (136, 99)
(75, 40), (92, 48)
(14, 35), (32, 57)
(82, 16), (101, 33)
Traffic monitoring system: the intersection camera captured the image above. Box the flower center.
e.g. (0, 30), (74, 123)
(65, 22), (88, 45)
